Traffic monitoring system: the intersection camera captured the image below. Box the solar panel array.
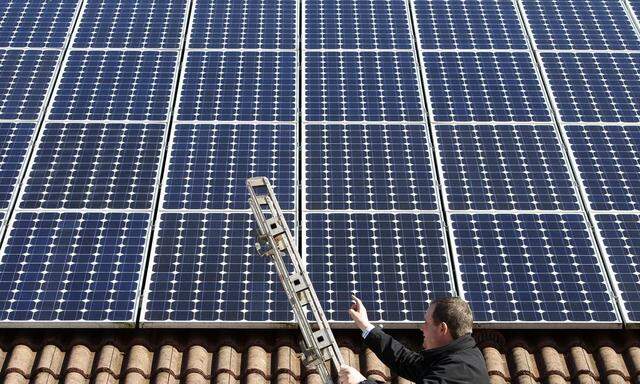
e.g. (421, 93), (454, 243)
(0, 0), (639, 328)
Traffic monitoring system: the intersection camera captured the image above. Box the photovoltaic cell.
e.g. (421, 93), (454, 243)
(451, 213), (618, 323)
(0, 49), (59, 120)
(143, 212), (294, 322)
(163, 124), (296, 210)
(19, 123), (164, 210)
(423, 52), (551, 123)
(413, 0), (527, 50)
(594, 214), (640, 323)
(178, 51), (296, 122)
(190, 0), (296, 49)
(0, 123), (35, 210)
(305, 0), (412, 50)
(541, 53), (640, 123)
(305, 212), (453, 322)
(522, 0), (640, 50)
(305, 51), (423, 122)
(0, 0), (77, 48)
(0, 212), (149, 322)
(304, 124), (437, 210)
(50, 50), (178, 121)
(436, 124), (579, 211)
(73, 0), (187, 49)
(564, 125), (640, 211)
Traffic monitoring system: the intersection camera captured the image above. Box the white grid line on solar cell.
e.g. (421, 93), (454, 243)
(419, 49), (530, 53)
(536, 49), (640, 54)
(183, 48), (297, 53)
(304, 48), (414, 52)
(67, 47), (183, 52)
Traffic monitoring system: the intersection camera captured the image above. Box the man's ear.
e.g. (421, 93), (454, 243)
(439, 321), (448, 335)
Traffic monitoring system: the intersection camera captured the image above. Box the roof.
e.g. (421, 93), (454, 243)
(1, 329), (639, 384)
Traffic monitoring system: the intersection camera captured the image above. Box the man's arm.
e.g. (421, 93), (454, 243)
(363, 327), (425, 381)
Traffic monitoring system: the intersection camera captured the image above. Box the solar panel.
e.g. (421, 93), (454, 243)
(0, 212), (149, 323)
(178, 51), (296, 122)
(190, 0), (296, 49)
(305, 0), (412, 50)
(304, 124), (438, 210)
(305, 212), (453, 322)
(0, 49), (59, 120)
(422, 51), (551, 123)
(522, 0), (640, 50)
(594, 214), (640, 323)
(162, 124), (296, 210)
(19, 123), (164, 210)
(450, 213), (618, 323)
(143, 212), (295, 323)
(73, 0), (187, 49)
(435, 124), (579, 211)
(564, 125), (640, 211)
(413, 0), (528, 50)
(0, 0), (78, 48)
(49, 50), (178, 121)
(541, 52), (640, 123)
(305, 51), (423, 122)
(0, 122), (35, 210)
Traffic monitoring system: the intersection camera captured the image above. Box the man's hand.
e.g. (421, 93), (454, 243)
(349, 295), (371, 331)
(339, 364), (367, 384)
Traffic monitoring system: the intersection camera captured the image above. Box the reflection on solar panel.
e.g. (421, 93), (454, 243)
(178, 51), (296, 122)
(305, 51), (423, 122)
(49, 50), (177, 121)
(423, 52), (550, 122)
(451, 213), (618, 323)
(594, 214), (640, 323)
(436, 124), (579, 211)
(190, 0), (296, 49)
(19, 123), (164, 210)
(163, 124), (296, 210)
(522, 0), (640, 50)
(74, 0), (187, 49)
(0, 123), (35, 210)
(542, 53), (640, 123)
(143, 212), (294, 322)
(305, 0), (412, 50)
(304, 124), (437, 210)
(0, 49), (58, 120)
(565, 125), (640, 211)
(413, 0), (527, 50)
(0, 0), (77, 48)
(0, 212), (149, 322)
(305, 212), (452, 322)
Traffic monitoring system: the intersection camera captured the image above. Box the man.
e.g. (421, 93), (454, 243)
(339, 295), (489, 384)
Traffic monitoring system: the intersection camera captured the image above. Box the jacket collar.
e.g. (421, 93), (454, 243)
(421, 334), (476, 359)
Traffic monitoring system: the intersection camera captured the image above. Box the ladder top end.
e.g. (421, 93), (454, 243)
(247, 176), (270, 188)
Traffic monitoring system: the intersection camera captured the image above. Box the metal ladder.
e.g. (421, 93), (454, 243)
(247, 177), (344, 384)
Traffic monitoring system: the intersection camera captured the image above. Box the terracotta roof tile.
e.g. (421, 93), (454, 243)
(538, 345), (570, 382)
(5, 344), (37, 379)
(32, 344), (64, 384)
(363, 347), (390, 382)
(482, 345), (509, 382)
(510, 346), (539, 383)
(215, 345), (241, 384)
(626, 346), (640, 382)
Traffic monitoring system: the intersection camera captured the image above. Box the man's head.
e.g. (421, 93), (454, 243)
(421, 297), (473, 350)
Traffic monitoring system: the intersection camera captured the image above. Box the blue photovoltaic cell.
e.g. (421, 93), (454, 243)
(0, 123), (35, 210)
(163, 124), (296, 210)
(0, 0), (77, 48)
(594, 214), (640, 323)
(451, 213), (618, 323)
(190, 0), (296, 49)
(565, 125), (640, 211)
(305, 51), (423, 122)
(20, 123), (164, 210)
(306, 213), (453, 322)
(178, 51), (296, 122)
(0, 49), (58, 120)
(541, 53), (640, 123)
(305, 0), (412, 50)
(414, 0), (527, 50)
(436, 124), (579, 211)
(305, 124), (437, 210)
(144, 212), (294, 322)
(522, 0), (640, 50)
(50, 50), (177, 121)
(73, 0), (187, 49)
(0, 212), (149, 322)
(423, 52), (551, 123)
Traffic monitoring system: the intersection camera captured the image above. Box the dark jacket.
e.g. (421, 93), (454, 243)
(361, 328), (489, 384)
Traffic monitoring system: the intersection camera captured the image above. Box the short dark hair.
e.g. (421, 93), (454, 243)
(429, 297), (473, 339)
